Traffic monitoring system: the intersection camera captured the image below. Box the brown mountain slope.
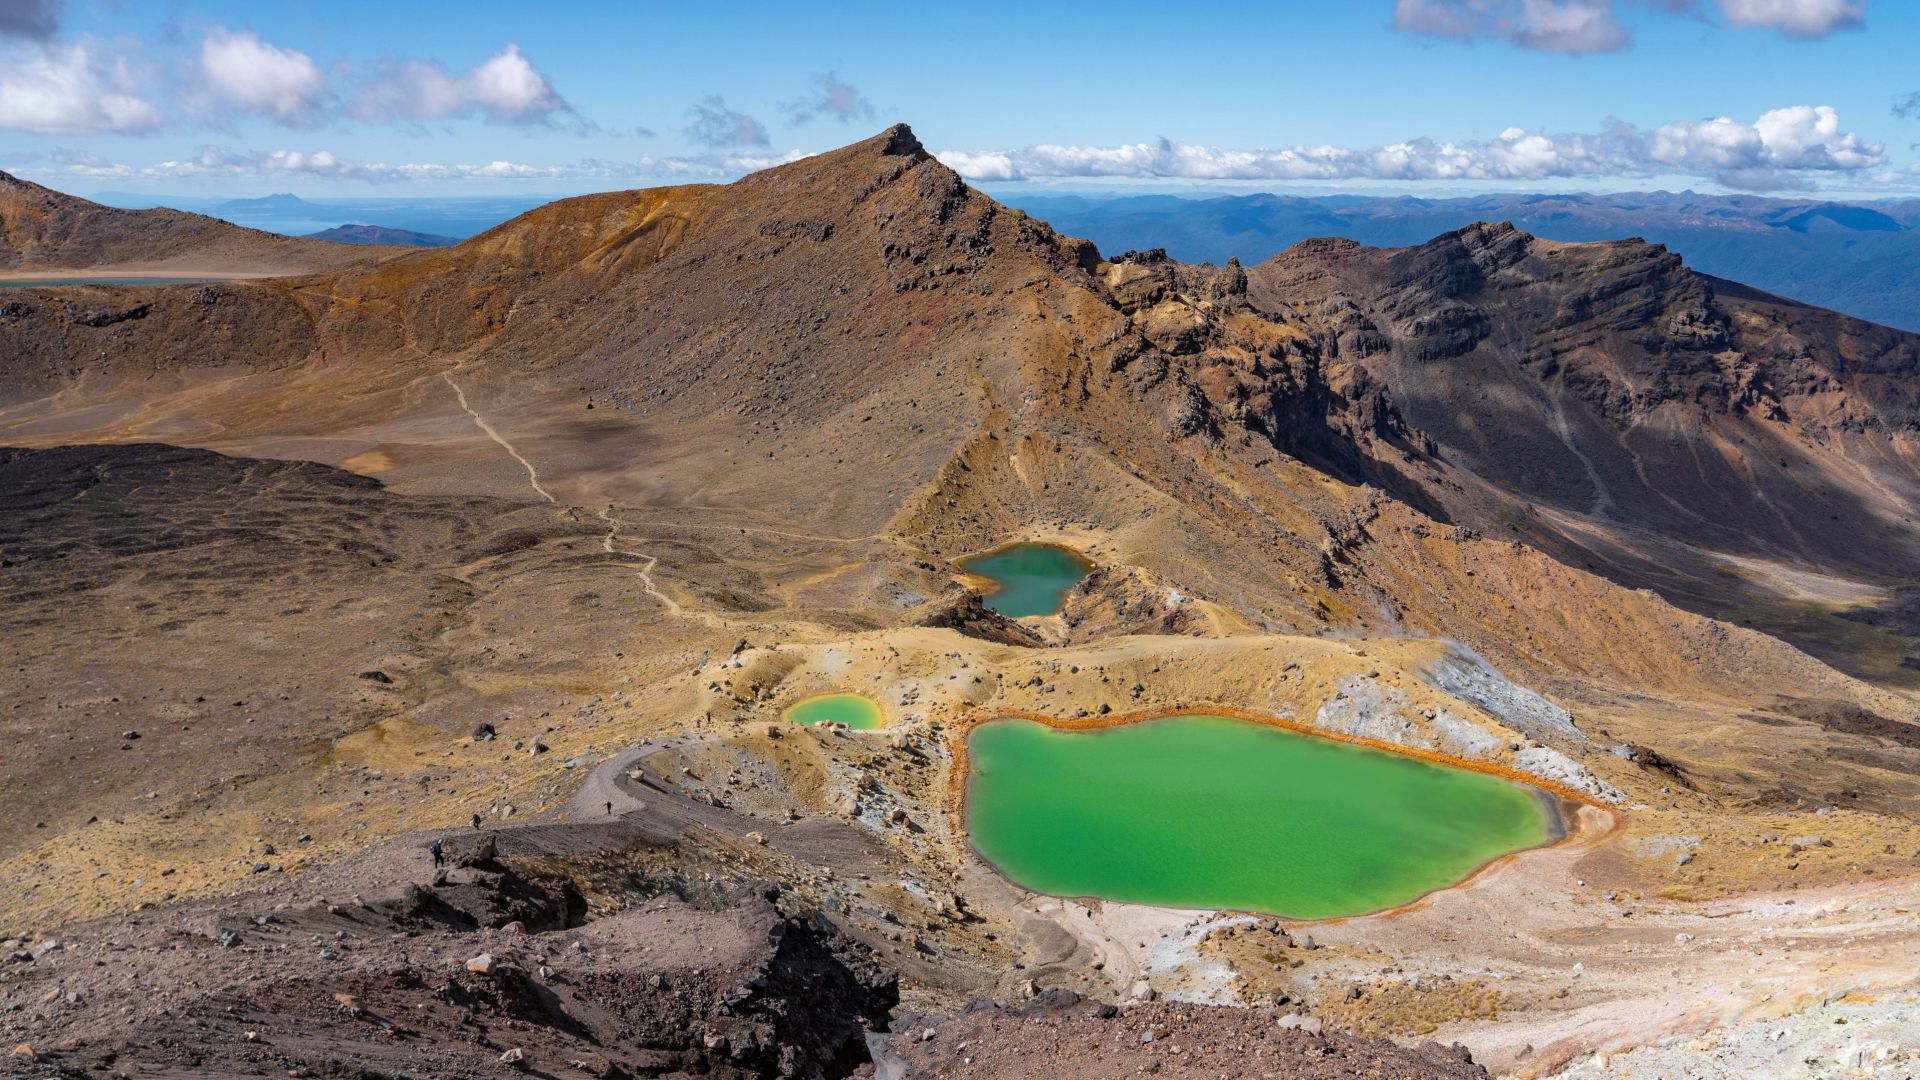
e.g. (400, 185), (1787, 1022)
(0, 168), (390, 275)
(0, 126), (1916, 684)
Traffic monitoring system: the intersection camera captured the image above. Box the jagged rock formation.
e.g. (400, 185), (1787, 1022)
(905, 585), (1047, 646)
(1237, 223), (1920, 603)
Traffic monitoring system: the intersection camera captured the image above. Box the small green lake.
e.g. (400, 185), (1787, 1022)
(783, 693), (885, 730)
(965, 715), (1553, 919)
(960, 543), (1092, 617)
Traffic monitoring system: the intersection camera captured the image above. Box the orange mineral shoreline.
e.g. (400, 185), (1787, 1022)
(937, 701), (1624, 923)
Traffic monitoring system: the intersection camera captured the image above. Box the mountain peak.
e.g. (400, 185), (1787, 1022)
(880, 122), (924, 157)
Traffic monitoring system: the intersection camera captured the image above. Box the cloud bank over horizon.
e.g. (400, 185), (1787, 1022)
(17, 142), (810, 187)
(936, 106), (1884, 192)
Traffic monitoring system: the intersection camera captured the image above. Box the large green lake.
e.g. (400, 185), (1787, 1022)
(960, 543), (1092, 617)
(783, 693), (885, 730)
(965, 715), (1553, 918)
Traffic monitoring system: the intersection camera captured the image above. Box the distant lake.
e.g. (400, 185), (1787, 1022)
(89, 192), (550, 242)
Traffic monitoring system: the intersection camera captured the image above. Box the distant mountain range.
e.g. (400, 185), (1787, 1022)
(998, 191), (1920, 331)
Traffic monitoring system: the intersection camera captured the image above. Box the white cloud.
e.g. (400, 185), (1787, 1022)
(685, 95), (768, 148)
(785, 72), (875, 125)
(1649, 106), (1880, 175)
(936, 106), (1883, 191)
(1392, 0), (1630, 52)
(2, 34), (584, 137)
(147, 145), (538, 183)
(1393, 0), (1867, 49)
(1716, 0), (1863, 37)
(353, 44), (570, 125)
(196, 29), (326, 124)
(0, 41), (164, 134)
(1512, 0), (1629, 51)
(149, 146), (373, 181)
(1744, 104), (1879, 167)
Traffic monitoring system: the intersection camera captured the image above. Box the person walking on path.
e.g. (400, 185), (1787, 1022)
(429, 840), (445, 868)
(606, 800), (614, 816)
(471, 813), (481, 830)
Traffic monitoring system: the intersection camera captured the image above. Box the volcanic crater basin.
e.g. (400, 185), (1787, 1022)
(783, 692), (887, 730)
(964, 714), (1561, 919)
(959, 542), (1094, 617)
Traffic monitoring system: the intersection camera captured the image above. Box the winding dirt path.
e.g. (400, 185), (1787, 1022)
(595, 506), (731, 628)
(618, 515), (877, 545)
(434, 370), (738, 630)
(441, 371), (555, 503)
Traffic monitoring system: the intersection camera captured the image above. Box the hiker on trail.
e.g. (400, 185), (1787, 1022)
(471, 812), (481, 830)
(606, 800), (614, 816)
(429, 840), (445, 867)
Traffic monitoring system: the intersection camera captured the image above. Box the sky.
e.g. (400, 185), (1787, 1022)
(0, 0), (1916, 199)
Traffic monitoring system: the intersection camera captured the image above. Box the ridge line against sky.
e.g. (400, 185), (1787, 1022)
(1, 0), (1916, 197)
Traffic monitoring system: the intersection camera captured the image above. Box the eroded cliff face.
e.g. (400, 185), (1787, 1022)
(1088, 220), (1920, 612)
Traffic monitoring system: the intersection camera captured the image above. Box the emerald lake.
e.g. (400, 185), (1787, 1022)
(965, 715), (1554, 919)
(960, 543), (1092, 617)
(783, 693), (885, 730)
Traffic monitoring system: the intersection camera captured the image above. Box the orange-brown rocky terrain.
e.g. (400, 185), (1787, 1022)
(2, 126), (1918, 1078)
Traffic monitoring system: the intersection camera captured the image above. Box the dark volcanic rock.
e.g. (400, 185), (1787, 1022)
(877, 995), (1491, 1079)
(904, 584), (1046, 646)
(0, 865), (894, 1080)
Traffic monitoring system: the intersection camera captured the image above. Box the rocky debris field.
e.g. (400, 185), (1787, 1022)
(868, 994), (1491, 1079)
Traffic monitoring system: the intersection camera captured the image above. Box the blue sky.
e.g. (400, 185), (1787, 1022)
(0, 0), (1915, 197)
